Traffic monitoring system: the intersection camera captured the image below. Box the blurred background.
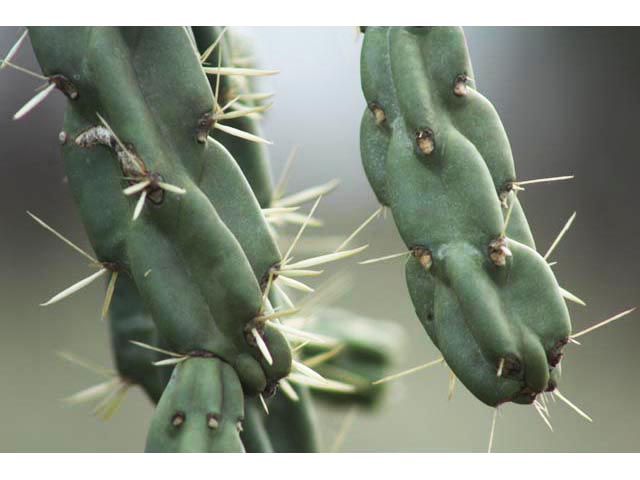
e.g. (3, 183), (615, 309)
(0, 27), (638, 452)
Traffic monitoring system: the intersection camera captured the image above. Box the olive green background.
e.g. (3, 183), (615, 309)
(0, 27), (638, 452)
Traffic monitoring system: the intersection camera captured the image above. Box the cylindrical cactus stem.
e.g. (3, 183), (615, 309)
(108, 274), (167, 403)
(145, 357), (246, 453)
(191, 26), (275, 209)
(299, 308), (406, 408)
(359, 26), (571, 406)
(28, 26), (292, 402)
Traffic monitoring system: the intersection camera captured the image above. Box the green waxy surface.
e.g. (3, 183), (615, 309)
(360, 26), (571, 406)
(265, 384), (320, 453)
(300, 308), (405, 407)
(29, 27), (292, 397)
(108, 274), (166, 403)
(145, 357), (245, 453)
(192, 26), (275, 209)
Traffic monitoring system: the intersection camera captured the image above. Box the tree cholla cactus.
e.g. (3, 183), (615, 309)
(0, 25), (635, 452)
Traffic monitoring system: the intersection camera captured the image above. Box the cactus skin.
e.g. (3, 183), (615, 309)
(145, 357), (245, 453)
(264, 384), (321, 453)
(191, 26), (275, 208)
(108, 274), (166, 403)
(28, 27), (291, 399)
(360, 27), (571, 406)
(300, 308), (405, 407)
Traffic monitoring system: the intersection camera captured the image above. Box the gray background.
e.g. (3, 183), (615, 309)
(0, 27), (638, 452)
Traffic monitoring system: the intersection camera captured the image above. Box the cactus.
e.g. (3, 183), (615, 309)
(11, 26), (375, 452)
(8, 25), (628, 452)
(359, 26), (571, 406)
(299, 308), (405, 407)
(145, 357), (246, 452)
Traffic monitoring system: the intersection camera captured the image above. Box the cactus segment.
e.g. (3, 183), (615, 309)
(299, 308), (405, 407)
(192, 26), (275, 208)
(145, 357), (245, 453)
(28, 27), (292, 398)
(108, 274), (167, 403)
(263, 384), (321, 452)
(359, 27), (571, 406)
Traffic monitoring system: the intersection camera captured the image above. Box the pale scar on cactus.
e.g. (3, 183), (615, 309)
(357, 26), (636, 435)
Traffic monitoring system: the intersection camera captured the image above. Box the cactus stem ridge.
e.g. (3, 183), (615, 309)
(359, 250), (410, 265)
(372, 357), (444, 385)
(335, 206), (383, 253)
(543, 212), (577, 261)
(278, 378), (299, 402)
(553, 390), (593, 423)
(571, 307), (637, 339)
(40, 267), (109, 306)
